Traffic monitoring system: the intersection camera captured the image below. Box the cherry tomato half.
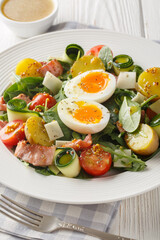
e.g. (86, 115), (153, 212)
(29, 93), (56, 111)
(79, 144), (112, 176)
(0, 120), (25, 147)
(86, 45), (105, 57)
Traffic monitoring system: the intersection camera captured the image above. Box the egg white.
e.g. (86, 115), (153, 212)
(57, 97), (110, 134)
(64, 70), (116, 103)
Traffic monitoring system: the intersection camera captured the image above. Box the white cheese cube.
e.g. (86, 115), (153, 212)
(55, 140), (71, 147)
(132, 92), (146, 104)
(43, 71), (62, 95)
(149, 99), (160, 114)
(114, 149), (132, 168)
(117, 72), (136, 89)
(44, 121), (64, 141)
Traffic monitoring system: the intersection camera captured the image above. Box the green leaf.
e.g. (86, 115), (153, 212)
(98, 46), (113, 70)
(119, 97), (141, 132)
(3, 77), (50, 102)
(132, 65), (144, 80)
(0, 113), (8, 121)
(101, 145), (146, 171)
(54, 82), (67, 102)
(43, 104), (72, 140)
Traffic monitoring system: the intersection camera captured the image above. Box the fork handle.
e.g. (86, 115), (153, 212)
(58, 222), (134, 240)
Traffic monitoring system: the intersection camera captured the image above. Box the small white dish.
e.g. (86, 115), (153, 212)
(0, 0), (58, 38)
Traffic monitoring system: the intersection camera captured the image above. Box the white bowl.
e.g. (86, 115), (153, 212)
(0, 0), (58, 38)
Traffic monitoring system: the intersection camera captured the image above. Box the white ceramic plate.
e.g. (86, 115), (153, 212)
(0, 29), (160, 204)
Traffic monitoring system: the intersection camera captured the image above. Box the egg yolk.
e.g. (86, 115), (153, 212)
(73, 104), (102, 124)
(79, 72), (110, 93)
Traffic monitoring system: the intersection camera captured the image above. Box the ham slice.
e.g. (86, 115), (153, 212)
(39, 59), (63, 77)
(15, 141), (56, 166)
(0, 96), (7, 112)
(13, 94), (31, 104)
(62, 134), (92, 151)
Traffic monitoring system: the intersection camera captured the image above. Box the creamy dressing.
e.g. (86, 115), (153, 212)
(1, 0), (54, 22)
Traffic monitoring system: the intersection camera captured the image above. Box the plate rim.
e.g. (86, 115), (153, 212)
(0, 29), (160, 204)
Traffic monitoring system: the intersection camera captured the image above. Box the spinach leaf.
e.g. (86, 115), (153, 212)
(133, 65), (144, 80)
(98, 46), (113, 70)
(54, 82), (67, 102)
(0, 113), (8, 121)
(34, 167), (53, 176)
(101, 145), (146, 171)
(3, 77), (50, 102)
(76, 169), (93, 179)
(43, 104), (72, 140)
(119, 97), (141, 132)
(103, 95), (119, 124)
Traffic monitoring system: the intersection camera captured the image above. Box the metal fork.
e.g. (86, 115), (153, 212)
(0, 194), (134, 240)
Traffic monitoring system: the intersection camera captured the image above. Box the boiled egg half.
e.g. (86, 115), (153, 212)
(57, 97), (110, 134)
(64, 70), (116, 103)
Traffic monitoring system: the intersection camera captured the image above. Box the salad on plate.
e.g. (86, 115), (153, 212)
(0, 43), (160, 179)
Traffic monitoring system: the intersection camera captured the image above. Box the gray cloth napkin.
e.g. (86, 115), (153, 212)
(0, 22), (120, 240)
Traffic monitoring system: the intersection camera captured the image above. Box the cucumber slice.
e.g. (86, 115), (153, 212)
(7, 99), (40, 122)
(113, 54), (134, 75)
(55, 148), (81, 178)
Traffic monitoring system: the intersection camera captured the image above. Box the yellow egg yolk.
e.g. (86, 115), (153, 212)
(79, 72), (110, 93)
(73, 104), (102, 124)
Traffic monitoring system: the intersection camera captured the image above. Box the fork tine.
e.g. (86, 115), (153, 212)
(0, 208), (39, 229)
(0, 203), (40, 226)
(0, 198), (41, 222)
(1, 194), (43, 218)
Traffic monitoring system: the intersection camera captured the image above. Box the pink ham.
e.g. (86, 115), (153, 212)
(0, 96), (7, 112)
(15, 141), (56, 166)
(39, 59), (63, 77)
(13, 94), (31, 104)
(62, 134), (92, 151)
(0, 120), (8, 130)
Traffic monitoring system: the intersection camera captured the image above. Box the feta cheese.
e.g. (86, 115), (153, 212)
(43, 71), (62, 95)
(117, 72), (136, 89)
(44, 120), (64, 141)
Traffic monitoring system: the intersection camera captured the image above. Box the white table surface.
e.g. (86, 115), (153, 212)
(0, 0), (160, 240)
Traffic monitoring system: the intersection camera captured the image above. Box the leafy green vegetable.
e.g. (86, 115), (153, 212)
(76, 169), (93, 179)
(133, 65), (144, 80)
(119, 97), (141, 132)
(0, 113), (8, 121)
(141, 95), (158, 108)
(98, 46), (113, 70)
(35, 167), (53, 176)
(72, 131), (81, 139)
(54, 82), (67, 102)
(3, 77), (50, 102)
(58, 60), (71, 72)
(43, 104), (72, 140)
(101, 145), (146, 171)
(150, 114), (160, 127)
(103, 95), (119, 124)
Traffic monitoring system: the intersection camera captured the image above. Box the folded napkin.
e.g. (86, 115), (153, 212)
(0, 22), (120, 240)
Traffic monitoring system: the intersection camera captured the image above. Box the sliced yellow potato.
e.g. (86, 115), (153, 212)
(125, 123), (159, 155)
(15, 58), (42, 78)
(138, 67), (160, 99)
(25, 116), (53, 147)
(70, 55), (105, 77)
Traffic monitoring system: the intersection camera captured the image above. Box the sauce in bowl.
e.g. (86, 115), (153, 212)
(1, 0), (54, 22)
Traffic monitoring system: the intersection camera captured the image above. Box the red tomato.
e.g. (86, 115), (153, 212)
(0, 120), (25, 147)
(146, 108), (157, 120)
(79, 144), (112, 176)
(29, 93), (56, 111)
(86, 45), (105, 57)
